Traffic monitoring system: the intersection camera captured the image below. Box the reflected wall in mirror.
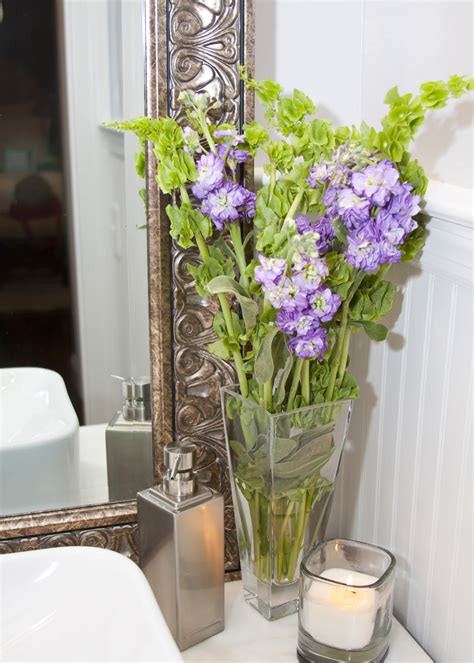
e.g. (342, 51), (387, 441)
(0, 0), (151, 517)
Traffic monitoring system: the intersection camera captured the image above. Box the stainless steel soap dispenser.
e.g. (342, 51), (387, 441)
(137, 444), (224, 651)
(106, 377), (153, 501)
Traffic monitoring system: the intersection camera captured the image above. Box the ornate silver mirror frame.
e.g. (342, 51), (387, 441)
(0, 0), (254, 571)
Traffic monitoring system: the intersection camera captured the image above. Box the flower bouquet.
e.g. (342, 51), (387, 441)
(112, 72), (472, 618)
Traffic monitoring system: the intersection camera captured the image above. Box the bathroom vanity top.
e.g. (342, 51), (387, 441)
(183, 581), (432, 663)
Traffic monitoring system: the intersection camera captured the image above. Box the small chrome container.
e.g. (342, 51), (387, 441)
(138, 444), (224, 651)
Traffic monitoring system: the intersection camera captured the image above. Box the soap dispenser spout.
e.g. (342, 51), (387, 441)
(163, 444), (197, 498)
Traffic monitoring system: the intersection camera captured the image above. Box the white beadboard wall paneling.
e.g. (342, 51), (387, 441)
(446, 410), (472, 662)
(327, 215), (473, 663)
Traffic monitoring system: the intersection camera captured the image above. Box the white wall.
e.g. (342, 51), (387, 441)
(255, 0), (473, 187)
(256, 2), (473, 661)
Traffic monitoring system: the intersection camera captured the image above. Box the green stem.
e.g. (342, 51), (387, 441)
(287, 492), (307, 581)
(252, 491), (260, 570)
(272, 190), (305, 254)
(286, 190), (304, 222)
(325, 301), (348, 402)
(228, 223), (250, 291)
(198, 111), (217, 153)
(263, 379), (272, 412)
(288, 358), (304, 411)
(194, 227), (249, 398)
(335, 326), (352, 389)
(279, 500), (295, 547)
(268, 169), (276, 203)
(179, 185), (191, 207)
(325, 271), (365, 402)
(308, 487), (333, 550)
(302, 360), (310, 405)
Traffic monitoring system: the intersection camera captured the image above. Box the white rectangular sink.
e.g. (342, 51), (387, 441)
(0, 546), (183, 662)
(0, 368), (80, 514)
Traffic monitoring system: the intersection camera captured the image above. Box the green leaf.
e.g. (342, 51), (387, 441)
(273, 436), (335, 480)
(166, 204), (194, 248)
(135, 150), (145, 178)
(254, 327), (279, 384)
(207, 276), (258, 332)
(189, 208), (212, 240)
(243, 120), (269, 151)
(350, 279), (396, 322)
(401, 223), (426, 262)
(334, 371), (360, 400)
(274, 353), (294, 407)
(420, 81), (449, 109)
(208, 339), (232, 360)
(384, 86), (400, 105)
(355, 320), (388, 341)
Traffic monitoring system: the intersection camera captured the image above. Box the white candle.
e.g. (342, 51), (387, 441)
(301, 567), (379, 650)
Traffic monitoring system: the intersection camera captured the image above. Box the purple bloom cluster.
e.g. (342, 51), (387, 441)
(255, 240), (341, 360)
(307, 148), (421, 271)
(214, 129), (249, 164)
(192, 151), (256, 230)
(295, 215), (335, 254)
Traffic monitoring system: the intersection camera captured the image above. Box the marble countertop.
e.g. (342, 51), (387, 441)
(183, 581), (432, 663)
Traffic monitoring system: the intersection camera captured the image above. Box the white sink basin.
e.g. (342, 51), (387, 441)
(0, 546), (183, 662)
(0, 368), (80, 514)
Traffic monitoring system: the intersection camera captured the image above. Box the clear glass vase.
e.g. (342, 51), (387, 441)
(222, 387), (353, 620)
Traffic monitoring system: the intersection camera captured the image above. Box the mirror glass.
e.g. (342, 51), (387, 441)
(0, 0), (151, 517)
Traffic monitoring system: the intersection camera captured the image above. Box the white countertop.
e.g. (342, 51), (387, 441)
(183, 581), (432, 663)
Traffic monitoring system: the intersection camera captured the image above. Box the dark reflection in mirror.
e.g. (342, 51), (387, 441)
(0, 0), (82, 419)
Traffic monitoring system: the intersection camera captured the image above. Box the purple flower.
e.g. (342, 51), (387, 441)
(263, 279), (294, 309)
(336, 188), (371, 227)
(295, 215), (312, 234)
(309, 286), (341, 322)
(216, 143), (249, 164)
(242, 188), (256, 218)
(276, 308), (308, 334)
(191, 153), (225, 199)
(323, 186), (339, 218)
(379, 240), (402, 265)
(214, 129), (246, 146)
(387, 182), (421, 220)
(277, 308), (321, 337)
(254, 254), (287, 287)
(215, 129), (249, 164)
(307, 164), (333, 187)
(288, 327), (328, 360)
(214, 129), (238, 141)
(352, 160), (400, 207)
(312, 216), (335, 254)
(201, 180), (246, 230)
(295, 215), (335, 254)
(376, 210), (406, 245)
(345, 234), (382, 272)
(292, 259), (329, 294)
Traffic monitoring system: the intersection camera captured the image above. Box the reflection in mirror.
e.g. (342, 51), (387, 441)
(0, 0), (151, 517)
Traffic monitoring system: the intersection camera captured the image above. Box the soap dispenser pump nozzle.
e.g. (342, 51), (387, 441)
(163, 444), (197, 498)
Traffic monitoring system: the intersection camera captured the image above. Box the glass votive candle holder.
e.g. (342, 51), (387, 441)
(297, 539), (396, 663)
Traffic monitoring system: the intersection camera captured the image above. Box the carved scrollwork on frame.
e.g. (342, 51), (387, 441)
(165, 0), (254, 571)
(168, 0), (242, 124)
(0, 524), (138, 563)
